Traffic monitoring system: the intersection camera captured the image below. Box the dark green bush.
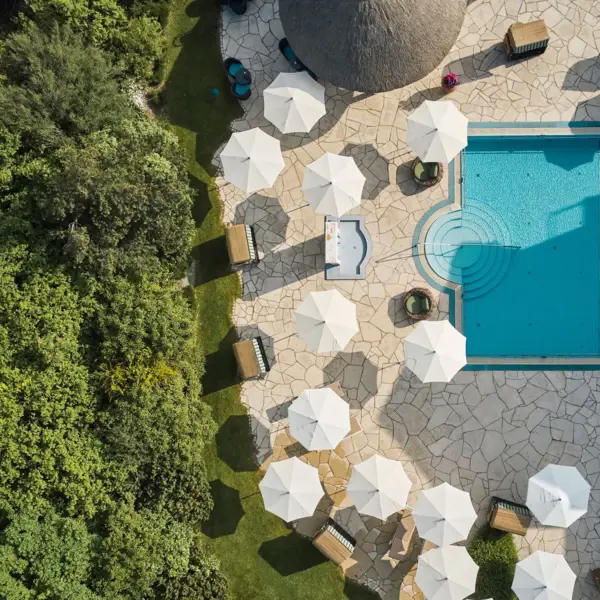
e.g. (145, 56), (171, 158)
(469, 526), (518, 600)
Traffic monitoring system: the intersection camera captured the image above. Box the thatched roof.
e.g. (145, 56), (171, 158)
(279, 0), (467, 93)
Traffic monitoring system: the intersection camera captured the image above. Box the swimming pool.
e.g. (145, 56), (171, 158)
(424, 132), (600, 361)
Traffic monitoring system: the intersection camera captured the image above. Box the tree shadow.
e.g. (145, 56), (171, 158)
(562, 57), (600, 92)
(324, 351), (378, 409)
(343, 580), (380, 599)
(258, 532), (328, 575)
(201, 479), (245, 537)
(233, 192), (291, 253)
(189, 235), (230, 286)
(240, 235), (324, 300)
(342, 142), (390, 201)
(216, 414), (261, 472)
(202, 326), (239, 395)
(163, 2), (243, 169)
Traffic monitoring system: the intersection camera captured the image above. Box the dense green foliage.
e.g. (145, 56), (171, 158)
(0, 22), (228, 600)
(6, 0), (167, 81)
(469, 526), (519, 600)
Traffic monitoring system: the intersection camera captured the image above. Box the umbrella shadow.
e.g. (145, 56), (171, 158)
(342, 142), (391, 201)
(240, 235), (324, 301)
(233, 192), (291, 253)
(443, 44), (506, 84)
(324, 351), (378, 409)
(216, 414), (262, 472)
(258, 532), (329, 575)
(562, 57), (600, 92)
(201, 479), (245, 538)
(396, 158), (422, 196)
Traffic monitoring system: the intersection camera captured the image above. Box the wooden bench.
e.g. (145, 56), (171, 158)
(504, 20), (549, 61)
(233, 337), (270, 379)
(225, 224), (259, 266)
(313, 519), (356, 566)
(487, 496), (532, 536)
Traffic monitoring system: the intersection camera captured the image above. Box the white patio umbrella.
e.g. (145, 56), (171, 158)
(302, 153), (366, 216)
(288, 388), (351, 451)
(259, 457), (324, 522)
(347, 455), (412, 520)
(407, 100), (468, 163)
(412, 482), (477, 546)
(416, 546), (479, 600)
(526, 464), (591, 528)
(264, 71), (326, 134)
(219, 128), (285, 194)
(295, 290), (358, 353)
(404, 320), (467, 383)
(512, 551), (576, 600)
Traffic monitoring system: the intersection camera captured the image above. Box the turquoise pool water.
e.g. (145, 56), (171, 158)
(427, 135), (600, 358)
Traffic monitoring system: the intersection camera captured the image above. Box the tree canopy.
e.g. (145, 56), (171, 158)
(0, 22), (228, 600)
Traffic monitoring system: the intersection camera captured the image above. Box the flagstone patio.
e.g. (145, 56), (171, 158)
(214, 0), (600, 598)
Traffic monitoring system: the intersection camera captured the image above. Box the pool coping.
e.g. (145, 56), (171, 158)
(414, 121), (600, 369)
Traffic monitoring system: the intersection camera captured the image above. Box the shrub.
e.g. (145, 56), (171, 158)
(469, 526), (519, 600)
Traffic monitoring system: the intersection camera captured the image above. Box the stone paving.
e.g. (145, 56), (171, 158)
(214, 0), (600, 598)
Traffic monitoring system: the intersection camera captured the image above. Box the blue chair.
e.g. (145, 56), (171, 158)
(224, 59), (252, 100)
(278, 38), (317, 79)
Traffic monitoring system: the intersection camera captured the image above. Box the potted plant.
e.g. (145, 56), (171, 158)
(442, 72), (460, 93)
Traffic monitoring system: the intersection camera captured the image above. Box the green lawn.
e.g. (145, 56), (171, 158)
(160, 1), (377, 598)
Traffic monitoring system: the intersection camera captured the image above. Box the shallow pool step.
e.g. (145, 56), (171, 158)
(424, 202), (514, 299)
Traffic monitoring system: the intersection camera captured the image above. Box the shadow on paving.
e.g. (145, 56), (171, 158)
(216, 414), (260, 472)
(258, 532), (328, 575)
(201, 479), (245, 538)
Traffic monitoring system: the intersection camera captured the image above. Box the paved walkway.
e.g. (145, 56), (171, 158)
(215, 0), (600, 598)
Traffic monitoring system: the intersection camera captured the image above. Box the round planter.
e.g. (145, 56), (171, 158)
(404, 287), (435, 320)
(412, 158), (443, 187)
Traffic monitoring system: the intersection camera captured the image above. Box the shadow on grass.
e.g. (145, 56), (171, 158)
(202, 326), (239, 395)
(201, 479), (245, 538)
(190, 235), (230, 286)
(344, 580), (380, 599)
(216, 415), (260, 472)
(258, 533), (328, 576)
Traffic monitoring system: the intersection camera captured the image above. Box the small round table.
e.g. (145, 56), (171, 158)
(234, 68), (252, 85)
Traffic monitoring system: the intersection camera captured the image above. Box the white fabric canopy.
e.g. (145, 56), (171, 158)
(295, 290), (358, 353)
(302, 153), (365, 216)
(259, 457), (324, 522)
(526, 464), (590, 528)
(288, 388), (350, 451)
(347, 455), (412, 520)
(407, 100), (468, 163)
(220, 128), (285, 194)
(412, 482), (477, 546)
(512, 551), (576, 600)
(416, 546), (479, 600)
(264, 71), (326, 133)
(404, 320), (466, 383)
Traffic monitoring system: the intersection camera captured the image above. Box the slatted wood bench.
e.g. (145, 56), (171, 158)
(233, 337), (270, 380)
(225, 224), (259, 267)
(313, 519), (356, 566)
(504, 20), (549, 61)
(487, 496), (532, 536)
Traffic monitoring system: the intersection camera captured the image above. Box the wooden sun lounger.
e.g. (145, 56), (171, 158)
(504, 20), (549, 60)
(313, 519), (356, 566)
(487, 496), (532, 536)
(233, 337), (270, 379)
(225, 224), (258, 266)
